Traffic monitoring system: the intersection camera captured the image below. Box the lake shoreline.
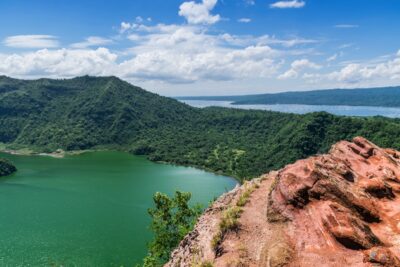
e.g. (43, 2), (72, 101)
(0, 148), (93, 158)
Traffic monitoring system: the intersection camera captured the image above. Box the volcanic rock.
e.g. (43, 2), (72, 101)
(166, 137), (400, 267)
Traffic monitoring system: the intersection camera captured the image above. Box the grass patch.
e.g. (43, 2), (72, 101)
(236, 182), (258, 207)
(199, 261), (214, 267)
(211, 206), (242, 253)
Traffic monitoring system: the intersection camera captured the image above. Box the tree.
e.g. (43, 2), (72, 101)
(142, 191), (202, 267)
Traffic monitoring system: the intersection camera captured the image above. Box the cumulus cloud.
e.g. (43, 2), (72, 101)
(0, 24), (295, 83)
(118, 24), (281, 83)
(328, 52), (400, 83)
(0, 48), (117, 78)
(278, 59), (321, 79)
(298, 51), (400, 86)
(238, 18), (251, 23)
(70, 36), (113, 49)
(0, 19), (322, 84)
(179, 0), (220, 24)
(3, 35), (59, 49)
(270, 0), (305, 9)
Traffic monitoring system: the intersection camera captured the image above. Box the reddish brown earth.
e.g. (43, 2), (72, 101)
(166, 137), (400, 267)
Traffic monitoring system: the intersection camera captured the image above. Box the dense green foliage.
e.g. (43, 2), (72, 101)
(2, 76), (400, 180)
(141, 191), (201, 266)
(0, 158), (16, 177)
(178, 86), (400, 107)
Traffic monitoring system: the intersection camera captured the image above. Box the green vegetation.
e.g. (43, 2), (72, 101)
(0, 158), (16, 176)
(2, 76), (400, 181)
(237, 182), (258, 207)
(141, 191), (202, 267)
(178, 86), (400, 107)
(211, 206), (243, 253)
(198, 261), (214, 267)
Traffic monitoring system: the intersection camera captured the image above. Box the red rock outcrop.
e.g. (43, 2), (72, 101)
(166, 137), (400, 267)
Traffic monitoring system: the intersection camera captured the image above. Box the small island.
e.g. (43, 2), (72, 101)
(0, 158), (17, 177)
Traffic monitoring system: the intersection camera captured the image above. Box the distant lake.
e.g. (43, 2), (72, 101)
(0, 151), (236, 266)
(181, 100), (400, 118)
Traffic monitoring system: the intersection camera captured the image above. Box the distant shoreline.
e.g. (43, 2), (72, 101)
(0, 148), (91, 158)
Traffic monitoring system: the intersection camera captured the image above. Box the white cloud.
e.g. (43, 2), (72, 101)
(3, 35), (59, 49)
(279, 59), (321, 79)
(328, 52), (400, 83)
(0, 48), (117, 78)
(278, 69), (298, 79)
(270, 0), (305, 9)
(118, 24), (282, 83)
(291, 59), (321, 69)
(327, 54), (337, 62)
(120, 22), (132, 33)
(179, 0), (220, 25)
(297, 51), (400, 87)
(334, 24), (359, 28)
(219, 33), (318, 48)
(238, 18), (251, 23)
(0, 24), (296, 83)
(70, 36), (113, 49)
(135, 16), (144, 23)
(0, 20), (321, 85)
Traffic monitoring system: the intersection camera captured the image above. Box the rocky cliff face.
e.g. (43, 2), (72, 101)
(166, 137), (400, 267)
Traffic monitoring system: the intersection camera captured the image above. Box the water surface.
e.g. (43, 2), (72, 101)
(0, 151), (236, 266)
(181, 100), (400, 118)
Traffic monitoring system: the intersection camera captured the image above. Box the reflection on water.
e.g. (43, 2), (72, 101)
(181, 100), (400, 118)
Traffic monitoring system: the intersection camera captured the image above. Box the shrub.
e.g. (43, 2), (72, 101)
(142, 191), (202, 266)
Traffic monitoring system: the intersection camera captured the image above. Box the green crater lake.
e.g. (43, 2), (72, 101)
(0, 151), (237, 266)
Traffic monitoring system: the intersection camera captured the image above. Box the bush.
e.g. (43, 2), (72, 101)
(141, 191), (202, 266)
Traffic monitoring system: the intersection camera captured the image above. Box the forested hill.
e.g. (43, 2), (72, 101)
(177, 86), (400, 107)
(2, 76), (400, 180)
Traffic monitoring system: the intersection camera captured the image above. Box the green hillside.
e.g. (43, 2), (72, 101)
(2, 76), (400, 180)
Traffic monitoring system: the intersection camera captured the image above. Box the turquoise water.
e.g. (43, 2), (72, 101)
(181, 100), (400, 118)
(0, 151), (236, 266)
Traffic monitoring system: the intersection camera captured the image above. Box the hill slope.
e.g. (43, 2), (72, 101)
(178, 86), (400, 107)
(167, 137), (400, 266)
(3, 76), (400, 180)
(0, 75), (194, 150)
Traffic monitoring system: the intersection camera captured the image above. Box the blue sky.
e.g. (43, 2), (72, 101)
(0, 0), (400, 96)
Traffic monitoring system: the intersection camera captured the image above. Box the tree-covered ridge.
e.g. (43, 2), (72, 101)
(2, 76), (400, 181)
(177, 86), (400, 107)
(0, 158), (16, 177)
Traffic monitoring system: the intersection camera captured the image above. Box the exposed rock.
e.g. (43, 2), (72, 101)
(0, 158), (16, 177)
(166, 137), (400, 266)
